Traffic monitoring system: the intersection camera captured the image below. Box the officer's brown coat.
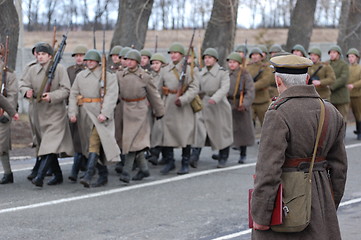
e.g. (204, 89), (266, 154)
(348, 64), (361, 97)
(0, 63), (18, 153)
(20, 62), (73, 157)
(158, 61), (199, 148)
(307, 62), (335, 100)
(117, 67), (164, 154)
(68, 68), (120, 162)
(228, 67), (255, 147)
(196, 63), (233, 150)
(251, 85), (347, 240)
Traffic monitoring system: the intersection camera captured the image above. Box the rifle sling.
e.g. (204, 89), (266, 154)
(310, 65), (323, 79)
(232, 69), (243, 104)
(37, 61), (53, 102)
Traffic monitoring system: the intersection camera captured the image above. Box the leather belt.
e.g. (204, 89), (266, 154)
(77, 96), (102, 106)
(162, 86), (178, 96)
(121, 96), (146, 102)
(282, 156), (326, 168)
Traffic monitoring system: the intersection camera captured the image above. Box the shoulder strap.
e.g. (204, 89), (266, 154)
(308, 99), (325, 182)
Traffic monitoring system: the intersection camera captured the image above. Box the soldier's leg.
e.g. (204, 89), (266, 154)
(132, 150), (150, 181)
(0, 152), (13, 184)
(147, 146), (161, 166)
(189, 147), (202, 168)
(335, 103), (349, 122)
(80, 127), (101, 188)
(47, 154), (63, 185)
(32, 154), (55, 187)
(351, 97), (361, 140)
(92, 162), (108, 187)
(178, 145), (191, 175)
(160, 147), (175, 175)
(27, 156), (41, 181)
(238, 146), (247, 164)
(69, 152), (83, 182)
(217, 146), (230, 168)
(119, 151), (136, 183)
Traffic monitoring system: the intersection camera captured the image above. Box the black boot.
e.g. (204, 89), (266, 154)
(238, 146), (247, 164)
(0, 173), (13, 184)
(147, 147), (161, 166)
(27, 156), (41, 181)
(115, 154), (125, 174)
(47, 155), (63, 185)
(217, 147), (230, 168)
(119, 152), (136, 183)
(92, 163), (108, 187)
(32, 154), (54, 187)
(177, 145), (191, 175)
(160, 147), (175, 175)
(158, 148), (167, 165)
(68, 152), (82, 182)
(211, 154), (219, 160)
(79, 155), (88, 172)
(132, 170), (150, 181)
(355, 121), (361, 140)
(189, 147), (202, 168)
(79, 152), (98, 188)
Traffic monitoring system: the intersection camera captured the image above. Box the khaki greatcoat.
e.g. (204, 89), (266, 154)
(158, 61), (199, 148)
(20, 62), (73, 157)
(307, 62), (335, 100)
(150, 71), (164, 147)
(117, 67), (164, 154)
(196, 63), (233, 150)
(0, 63), (18, 153)
(251, 85), (347, 240)
(228, 68), (255, 147)
(68, 68), (120, 162)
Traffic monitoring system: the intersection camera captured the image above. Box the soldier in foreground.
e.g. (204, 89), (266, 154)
(20, 43), (73, 187)
(67, 45), (88, 182)
(251, 54), (347, 239)
(68, 49), (120, 188)
(226, 52), (255, 164)
(117, 50), (164, 183)
(307, 47), (335, 101)
(346, 48), (361, 140)
(0, 42), (19, 184)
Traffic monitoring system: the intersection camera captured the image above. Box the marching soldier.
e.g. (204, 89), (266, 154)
(140, 49), (152, 72)
(193, 48), (233, 168)
(328, 45), (350, 120)
(148, 53), (168, 165)
(158, 42), (199, 175)
(346, 48), (361, 140)
(109, 45), (122, 72)
(67, 45), (88, 182)
(235, 44), (248, 59)
(226, 52), (255, 164)
(308, 47), (335, 101)
(268, 44), (285, 99)
(68, 49), (120, 188)
(246, 47), (273, 126)
(0, 43), (19, 184)
(291, 44), (308, 58)
(258, 45), (269, 62)
(20, 43), (73, 187)
(269, 44), (284, 57)
(117, 50), (164, 183)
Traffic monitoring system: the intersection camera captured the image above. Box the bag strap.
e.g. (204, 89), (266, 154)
(308, 98), (325, 182)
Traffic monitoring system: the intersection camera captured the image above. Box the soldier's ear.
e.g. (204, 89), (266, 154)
(306, 74), (310, 84)
(275, 75), (282, 86)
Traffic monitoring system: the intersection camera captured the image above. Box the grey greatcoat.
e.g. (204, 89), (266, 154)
(0, 63), (18, 153)
(20, 62), (73, 157)
(228, 68), (255, 147)
(197, 63), (233, 150)
(251, 85), (347, 240)
(68, 68), (120, 162)
(158, 61), (199, 148)
(117, 67), (164, 154)
(150, 71), (164, 147)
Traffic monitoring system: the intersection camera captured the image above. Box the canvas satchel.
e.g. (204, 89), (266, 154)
(271, 98), (325, 233)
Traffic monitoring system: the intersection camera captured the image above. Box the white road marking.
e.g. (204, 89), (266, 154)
(0, 162), (256, 214)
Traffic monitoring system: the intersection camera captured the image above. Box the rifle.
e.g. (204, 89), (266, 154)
(37, 28), (69, 102)
(308, 65), (323, 85)
(238, 46), (247, 108)
(176, 28), (196, 98)
(52, 20), (57, 49)
(197, 30), (203, 69)
(93, 24), (97, 49)
(0, 36), (9, 118)
(100, 24), (107, 102)
(1, 36), (9, 98)
(155, 35), (158, 53)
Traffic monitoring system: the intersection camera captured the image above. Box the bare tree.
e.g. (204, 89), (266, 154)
(202, 0), (238, 65)
(0, 0), (19, 70)
(45, 0), (57, 31)
(285, 0), (317, 52)
(110, 0), (154, 50)
(337, 0), (361, 55)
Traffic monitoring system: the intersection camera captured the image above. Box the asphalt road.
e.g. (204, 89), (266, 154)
(1, 126), (361, 240)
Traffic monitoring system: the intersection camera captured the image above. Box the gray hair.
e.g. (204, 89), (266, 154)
(275, 72), (308, 87)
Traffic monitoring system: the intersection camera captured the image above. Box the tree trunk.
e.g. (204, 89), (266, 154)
(0, 0), (19, 70)
(110, 0), (154, 51)
(202, 0), (238, 66)
(337, 0), (361, 56)
(285, 0), (317, 52)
